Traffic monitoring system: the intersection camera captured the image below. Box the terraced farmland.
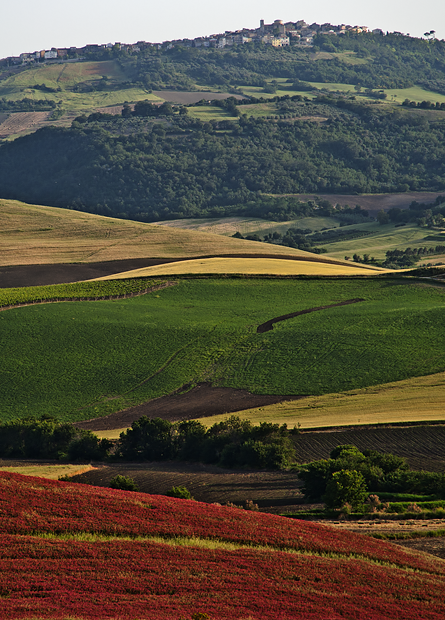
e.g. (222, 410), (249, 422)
(1, 277), (444, 423)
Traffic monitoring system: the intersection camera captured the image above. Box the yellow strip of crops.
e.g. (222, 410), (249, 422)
(94, 257), (385, 279)
(195, 372), (445, 430)
(0, 464), (95, 480)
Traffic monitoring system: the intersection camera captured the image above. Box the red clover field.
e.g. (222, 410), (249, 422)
(0, 277), (444, 422)
(1, 472), (445, 620)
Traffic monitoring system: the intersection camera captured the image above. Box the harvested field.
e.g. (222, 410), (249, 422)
(0, 111), (51, 138)
(199, 371), (445, 430)
(0, 199), (316, 267)
(76, 383), (301, 431)
(95, 256), (385, 279)
(152, 90), (245, 104)
(0, 461), (94, 479)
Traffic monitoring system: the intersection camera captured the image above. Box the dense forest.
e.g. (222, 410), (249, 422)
(0, 94), (444, 221)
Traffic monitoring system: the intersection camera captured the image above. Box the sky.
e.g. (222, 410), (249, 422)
(1, 0), (444, 59)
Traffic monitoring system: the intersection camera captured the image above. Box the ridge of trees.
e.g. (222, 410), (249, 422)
(0, 95), (444, 222)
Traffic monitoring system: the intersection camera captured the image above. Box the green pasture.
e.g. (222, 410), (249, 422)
(0, 277), (444, 423)
(383, 86), (445, 105)
(0, 60), (160, 111)
(187, 106), (239, 121)
(321, 223), (445, 260)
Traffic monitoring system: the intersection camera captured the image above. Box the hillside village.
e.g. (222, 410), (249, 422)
(1, 18), (382, 67)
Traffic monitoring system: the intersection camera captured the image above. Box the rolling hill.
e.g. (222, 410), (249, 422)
(1, 277), (444, 423)
(1, 471), (444, 620)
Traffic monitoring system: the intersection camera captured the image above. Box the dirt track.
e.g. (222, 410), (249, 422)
(257, 298), (365, 333)
(75, 383), (302, 431)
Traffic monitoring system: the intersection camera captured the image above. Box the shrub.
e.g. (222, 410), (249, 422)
(165, 486), (194, 500)
(109, 475), (139, 492)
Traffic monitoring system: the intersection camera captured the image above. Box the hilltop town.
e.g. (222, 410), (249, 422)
(1, 18), (382, 67)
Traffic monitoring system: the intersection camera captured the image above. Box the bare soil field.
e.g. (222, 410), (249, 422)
(152, 91), (245, 104)
(0, 111), (51, 138)
(70, 461), (303, 513)
(0, 258), (180, 288)
(292, 424), (445, 472)
(76, 383), (301, 431)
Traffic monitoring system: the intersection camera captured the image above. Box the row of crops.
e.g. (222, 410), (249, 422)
(0, 278), (167, 308)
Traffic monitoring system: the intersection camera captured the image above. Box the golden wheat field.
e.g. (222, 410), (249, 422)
(0, 199), (326, 266)
(195, 372), (445, 429)
(94, 256), (385, 279)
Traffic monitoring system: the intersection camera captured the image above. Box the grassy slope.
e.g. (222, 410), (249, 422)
(0, 61), (161, 112)
(238, 82), (445, 105)
(0, 199), (319, 266)
(1, 278), (444, 422)
(320, 222), (445, 260)
(2, 473), (444, 620)
(152, 218), (445, 262)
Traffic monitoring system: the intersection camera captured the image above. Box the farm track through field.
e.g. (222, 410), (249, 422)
(0, 281), (177, 312)
(257, 298), (365, 333)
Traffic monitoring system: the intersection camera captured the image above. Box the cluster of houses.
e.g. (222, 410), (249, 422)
(190, 19), (381, 50)
(1, 18), (384, 67)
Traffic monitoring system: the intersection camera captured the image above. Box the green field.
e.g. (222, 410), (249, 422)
(187, 106), (239, 121)
(1, 277), (444, 422)
(321, 222), (445, 260)
(0, 61), (161, 111)
(0, 278), (163, 308)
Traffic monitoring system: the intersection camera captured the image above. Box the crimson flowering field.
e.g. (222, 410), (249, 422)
(1, 472), (445, 619)
(2, 535), (445, 620)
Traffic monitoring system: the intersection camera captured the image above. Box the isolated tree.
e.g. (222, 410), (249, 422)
(324, 469), (368, 510)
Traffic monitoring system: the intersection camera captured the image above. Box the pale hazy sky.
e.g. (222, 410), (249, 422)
(1, 0), (443, 59)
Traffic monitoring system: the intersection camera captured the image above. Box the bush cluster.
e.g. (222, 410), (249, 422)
(0, 416), (111, 460)
(299, 445), (445, 503)
(118, 416), (295, 470)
